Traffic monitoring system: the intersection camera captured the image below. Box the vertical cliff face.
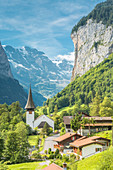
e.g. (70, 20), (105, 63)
(71, 19), (113, 81)
(0, 42), (13, 78)
(0, 42), (27, 107)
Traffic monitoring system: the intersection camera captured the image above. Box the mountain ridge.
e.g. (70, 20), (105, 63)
(4, 45), (73, 105)
(46, 53), (113, 111)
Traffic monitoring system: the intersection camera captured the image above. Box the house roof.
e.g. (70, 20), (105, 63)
(42, 163), (63, 170)
(84, 123), (112, 127)
(84, 117), (113, 121)
(63, 113), (90, 124)
(70, 136), (110, 148)
(63, 116), (73, 124)
(53, 133), (82, 142)
(25, 85), (35, 109)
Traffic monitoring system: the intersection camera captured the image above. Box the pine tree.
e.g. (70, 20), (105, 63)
(90, 93), (101, 116)
(99, 97), (113, 117)
(0, 137), (4, 160)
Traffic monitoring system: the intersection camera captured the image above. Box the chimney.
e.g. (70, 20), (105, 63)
(63, 162), (67, 170)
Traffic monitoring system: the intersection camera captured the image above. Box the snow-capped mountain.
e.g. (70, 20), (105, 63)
(4, 45), (73, 105)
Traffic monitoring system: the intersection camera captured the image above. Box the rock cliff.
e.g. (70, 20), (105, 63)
(71, 19), (113, 81)
(0, 42), (27, 107)
(0, 42), (13, 78)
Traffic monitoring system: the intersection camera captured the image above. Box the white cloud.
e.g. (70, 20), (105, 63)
(0, 0), (105, 59)
(56, 52), (75, 62)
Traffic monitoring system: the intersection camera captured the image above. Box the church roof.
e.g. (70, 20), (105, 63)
(25, 85), (35, 109)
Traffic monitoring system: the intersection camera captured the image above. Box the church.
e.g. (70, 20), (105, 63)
(25, 86), (54, 131)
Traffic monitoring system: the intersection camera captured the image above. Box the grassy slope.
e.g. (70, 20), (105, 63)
(8, 162), (47, 170)
(48, 53), (113, 110)
(70, 147), (113, 170)
(69, 130), (113, 170)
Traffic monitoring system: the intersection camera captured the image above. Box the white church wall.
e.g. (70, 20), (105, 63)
(26, 111), (34, 129)
(34, 115), (54, 131)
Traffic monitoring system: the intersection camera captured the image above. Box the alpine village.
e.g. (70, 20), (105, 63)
(0, 0), (113, 169)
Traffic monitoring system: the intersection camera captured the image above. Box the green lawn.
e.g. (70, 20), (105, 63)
(28, 135), (38, 146)
(28, 135), (46, 152)
(8, 162), (47, 170)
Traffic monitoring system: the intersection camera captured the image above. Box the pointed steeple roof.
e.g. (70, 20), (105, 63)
(25, 85), (35, 110)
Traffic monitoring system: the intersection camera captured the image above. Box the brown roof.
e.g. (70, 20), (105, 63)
(63, 116), (73, 124)
(70, 136), (110, 148)
(53, 133), (82, 142)
(63, 113), (90, 124)
(25, 85), (35, 109)
(85, 117), (113, 120)
(42, 163), (63, 170)
(84, 123), (112, 127)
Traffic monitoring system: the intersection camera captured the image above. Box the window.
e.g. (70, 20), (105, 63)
(29, 111), (32, 114)
(72, 136), (75, 141)
(96, 148), (102, 152)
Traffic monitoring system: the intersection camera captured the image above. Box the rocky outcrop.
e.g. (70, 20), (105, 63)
(0, 42), (27, 107)
(71, 19), (113, 81)
(0, 42), (13, 78)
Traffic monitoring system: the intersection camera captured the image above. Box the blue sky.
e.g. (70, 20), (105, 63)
(0, 0), (105, 60)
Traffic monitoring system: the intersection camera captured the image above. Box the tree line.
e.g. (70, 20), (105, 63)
(72, 0), (113, 33)
(0, 101), (31, 164)
(45, 53), (113, 114)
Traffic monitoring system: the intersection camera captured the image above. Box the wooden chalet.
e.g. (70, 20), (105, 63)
(70, 136), (110, 158)
(53, 133), (82, 152)
(80, 116), (113, 136)
(63, 115), (113, 135)
(63, 113), (90, 133)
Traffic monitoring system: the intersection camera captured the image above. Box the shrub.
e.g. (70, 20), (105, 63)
(62, 154), (69, 162)
(55, 148), (59, 156)
(48, 148), (51, 154)
(56, 153), (62, 159)
(49, 154), (54, 159)
(31, 152), (41, 160)
(44, 150), (47, 154)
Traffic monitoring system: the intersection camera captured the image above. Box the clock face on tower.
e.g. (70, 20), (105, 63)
(29, 111), (32, 114)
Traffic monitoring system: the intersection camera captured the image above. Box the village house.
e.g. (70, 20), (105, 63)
(63, 115), (113, 135)
(42, 163), (67, 170)
(79, 116), (113, 136)
(25, 86), (54, 131)
(53, 133), (82, 153)
(70, 136), (110, 158)
(63, 113), (90, 133)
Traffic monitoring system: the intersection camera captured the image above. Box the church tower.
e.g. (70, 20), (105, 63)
(25, 85), (35, 129)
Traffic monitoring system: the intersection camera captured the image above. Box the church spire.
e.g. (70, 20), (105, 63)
(25, 85), (35, 110)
